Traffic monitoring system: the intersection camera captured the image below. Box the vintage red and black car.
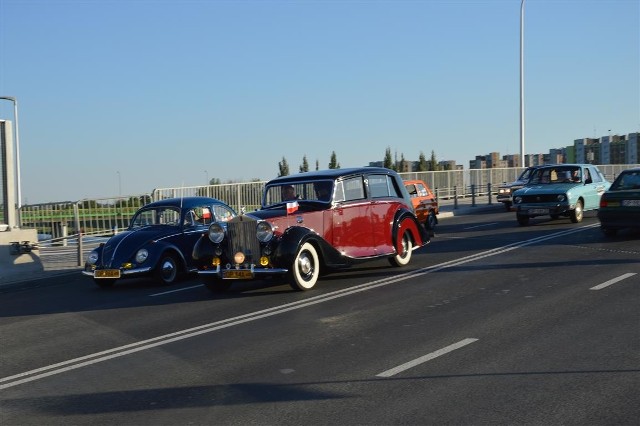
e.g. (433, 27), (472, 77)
(192, 167), (430, 292)
(83, 197), (237, 287)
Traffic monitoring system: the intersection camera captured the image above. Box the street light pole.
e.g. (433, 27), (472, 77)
(519, 0), (526, 167)
(0, 96), (22, 209)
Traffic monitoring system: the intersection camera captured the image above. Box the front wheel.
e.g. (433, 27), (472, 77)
(389, 231), (413, 267)
(517, 214), (529, 226)
(288, 242), (320, 291)
(154, 254), (180, 284)
(570, 200), (583, 223)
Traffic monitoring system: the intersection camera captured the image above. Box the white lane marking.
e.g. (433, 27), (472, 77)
(463, 222), (498, 230)
(0, 224), (598, 390)
(376, 338), (479, 378)
(589, 273), (637, 290)
(150, 284), (203, 296)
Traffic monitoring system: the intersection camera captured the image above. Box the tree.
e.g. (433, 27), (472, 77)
(299, 155), (309, 173)
(383, 147), (395, 170)
(429, 150), (438, 171)
(418, 151), (427, 171)
(315, 159), (319, 171)
(328, 151), (340, 169)
(209, 178), (221, 185)
(278, 157), (290, 177)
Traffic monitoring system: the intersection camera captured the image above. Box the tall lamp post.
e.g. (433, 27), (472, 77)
(0, 96), (22, 210)
(519, 0), (526, 167)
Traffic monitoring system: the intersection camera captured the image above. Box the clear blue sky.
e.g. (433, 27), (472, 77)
(0, 0), (638, 204)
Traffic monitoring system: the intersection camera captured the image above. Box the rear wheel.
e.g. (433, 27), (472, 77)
(155, 254), (180, 284)
(570, 200), (584, 223)
(426, 210), (437, 234)
(288, 242), (320, 291)
(389, 231), (412, 267)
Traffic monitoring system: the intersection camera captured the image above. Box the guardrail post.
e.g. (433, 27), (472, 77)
(74, 203), (83, 267)
(453, 186), (458, 209)
(435, 188), (439, 203)
(471, 184), (476, 207)
(487, 183), (492, 205)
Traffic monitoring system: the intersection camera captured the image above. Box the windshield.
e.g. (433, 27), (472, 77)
(528, 166), (582, 185)
(130, 206), (181, 228)
(263, 180), (334, 208)
(519, 168), (535, 181)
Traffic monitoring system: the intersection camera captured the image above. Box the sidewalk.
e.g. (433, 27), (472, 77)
(0, 195), (503, 290)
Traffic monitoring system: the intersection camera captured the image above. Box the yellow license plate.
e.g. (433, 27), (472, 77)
(95, 269), (121, 279)
(223, 270), (253, 279)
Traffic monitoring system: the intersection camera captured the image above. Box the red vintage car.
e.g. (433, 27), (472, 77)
(192, 167), (430, 292)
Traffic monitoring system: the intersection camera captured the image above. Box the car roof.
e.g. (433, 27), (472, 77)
(267, 167), (399, 184)
(619, 167), (640, 173)
(143, 197), (228, 209)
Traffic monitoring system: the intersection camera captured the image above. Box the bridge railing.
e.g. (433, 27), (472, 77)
(17, 164), (639, 264)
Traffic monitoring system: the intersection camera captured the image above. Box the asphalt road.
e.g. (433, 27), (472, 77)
(1, 210), (638, 425)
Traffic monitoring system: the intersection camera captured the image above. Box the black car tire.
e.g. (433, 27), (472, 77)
(202, 277), (232, 293)
(517, 214), (529, 226)
(155, 253), (180, 284)
(389, 230), (412, 267)
(504, 202), (512, 212)
(288, 242), (320, 291)
(426, 210), (437, 232)
(93, 278), (116, 288)
(570, 200), (583, 223)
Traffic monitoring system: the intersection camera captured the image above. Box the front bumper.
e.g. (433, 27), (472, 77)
(198, 264), (289, 280)
(516, 202), (573, 217)
(82, 266), (152, 278)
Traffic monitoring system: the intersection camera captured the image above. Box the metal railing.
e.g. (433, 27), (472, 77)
(15, 164), (638, 267)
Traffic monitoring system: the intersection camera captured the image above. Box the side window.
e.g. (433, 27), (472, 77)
(368, 174), (391, 198)
(341, 176), (365, 202)
(405, 184), (417, 197)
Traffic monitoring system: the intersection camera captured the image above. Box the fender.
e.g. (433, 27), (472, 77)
(391, 208), (429, 253)
(146, 240), (188, 269)
(272, 226), (348, 269)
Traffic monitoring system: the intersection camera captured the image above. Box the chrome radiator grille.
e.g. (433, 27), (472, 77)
(226, 219), (261, 263)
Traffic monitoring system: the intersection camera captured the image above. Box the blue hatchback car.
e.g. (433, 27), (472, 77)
(513, 164), (610, 226)
(82, 197), (236, 287)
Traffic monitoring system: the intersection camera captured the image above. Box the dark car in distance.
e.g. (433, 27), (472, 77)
(83, 197), (237, 287)
(497, 166), (539, 211)
(598, 167), (640, 236)
(192, 167), (430, 292)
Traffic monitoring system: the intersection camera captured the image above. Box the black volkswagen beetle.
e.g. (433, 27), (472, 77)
(82, 197), (236, 287)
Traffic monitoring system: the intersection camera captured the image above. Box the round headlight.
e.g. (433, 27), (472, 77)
(87, 251), (99, 265)
(557, 194), (566, 202)
(256, 221), (274, 243)
(208, 223), (225, 243)
(514, 196), (522, 204)
(135, 249), (149, 263)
